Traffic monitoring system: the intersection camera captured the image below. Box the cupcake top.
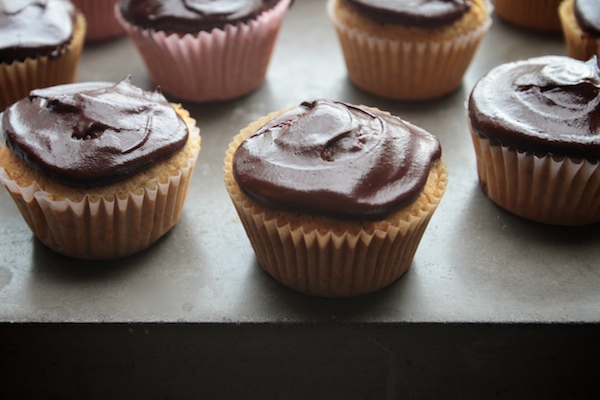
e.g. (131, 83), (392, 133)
(119, 0), (283, 33)
(0, 0), (76, 64)
(233, 99), (442, 220)
(2, 77), (189, 188)
(574, 0), (600, 37)
(343, 0), (472, 27)
(468, 56), (600, 159)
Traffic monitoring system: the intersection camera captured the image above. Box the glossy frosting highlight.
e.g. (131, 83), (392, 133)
(233, 99), (442, 220)
(2, 78), (189, 187)
(468, 56), (600, 159)
(343, 0), (472, 27)
(119, 0), (282, 33)
(0, 0), (75, 63)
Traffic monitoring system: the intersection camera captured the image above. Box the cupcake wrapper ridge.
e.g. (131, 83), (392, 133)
(0, 14), (86, 110)
(328, 0), (491, 100)
(0, 108), (201, 260)
(73, 0), (125, 42)
(224, 110), (448, 297)
(469, 121), (600, 225)
(115, 0), (291, 102)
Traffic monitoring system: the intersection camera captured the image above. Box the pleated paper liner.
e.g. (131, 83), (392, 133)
(72, 0), (125, 42)
(0, 105), (201, 260)
(469, 124), (600, 226)
(327, 0), (491, 100)
(0, 13), (86, 111)
(559, 0), (600, 62)
(115, 0), (291, 102)
(224, 109), (448, 297)
(495, 0), (563, 32)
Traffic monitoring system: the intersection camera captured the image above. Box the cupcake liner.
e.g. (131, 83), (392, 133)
(328, 0), (491, 100)
(72, 0), (125, 42)
(115, 0), (291, 102)
(559, 0), (599, 61)
(469, 122), (600, 225)
(494, 0), (563, 32)
(0, 106), (201, 259)
(224, 110), (448, 297)
(0, 13), (86, 111)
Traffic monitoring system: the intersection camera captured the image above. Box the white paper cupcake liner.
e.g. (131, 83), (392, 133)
(328, 0), (491, 100)
(224, 110), (448, 297)
(469, 125), (600, 225)
(0, 14), (86, 110)
(115, 0), (291, 102)
(0, 109), (201, 259)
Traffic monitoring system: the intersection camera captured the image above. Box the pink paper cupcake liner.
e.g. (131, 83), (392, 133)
(115, 0), (291, 102)
(72, 0), (125, 42)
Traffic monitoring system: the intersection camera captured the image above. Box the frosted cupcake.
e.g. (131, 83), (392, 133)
(116, 0), (292, 102)
(224, 99), (447, 297)
(328, 0), (491, 100)
(0, 0), (86, 110)
(72, 0), (125, 42)
(559, 0), (600, 61)
(0, 78), (201, 259)
(467, 56), (600, 225)
(494, 0), (563, 32)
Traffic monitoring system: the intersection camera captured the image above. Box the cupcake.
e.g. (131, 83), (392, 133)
(0, 77), (201, 259)
(467, 55), (600, 225)
(559, 0), (600, 61)
(0, 0), (86, 110)
(327, 0), (491, 100)
(115, 0), (292, 102)
(72, 0), (125, 42)
(224, 99), (448, 297)
(494, 0), (563, 32)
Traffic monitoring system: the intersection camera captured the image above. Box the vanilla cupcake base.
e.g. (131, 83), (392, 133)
(327, 0), (490, 100)
(469, 127), (600, 226)
(224, 110), (448, 297)
(559, 0), (600, 61)
(0, 13), (86, 110)
(0, 105), (201, 259)
(115, 0), (290, 102)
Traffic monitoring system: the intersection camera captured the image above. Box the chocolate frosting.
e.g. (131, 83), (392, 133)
(0, 0), (75, 64)
(344, 0), (472, 28)
(233, 99), (442, 220)
(119, 0), (282, 33)
(2, 78), (189, 188)
(574, 0), (600, 37)
(468, 56), (600, 159)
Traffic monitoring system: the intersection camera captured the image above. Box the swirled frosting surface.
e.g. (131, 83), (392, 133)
(0, 0), (75, 63)
(575, 0), (600, 37)
(119, 0), (281, 33)
(233, 99), (442, 220)
(2, 78), (189, 187)
(343, 0), (472, 27)
(468, 56), (600, 159)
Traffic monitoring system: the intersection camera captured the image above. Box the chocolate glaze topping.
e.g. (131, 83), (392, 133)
(0, 0), (75, 64)
(344, 0), (472, 28)
(119, 0), (282, 33)
(574, 0), (600, 37)
(2, 78), (189, 188)
(468, 56), (600, 159)
(233, 99), (442, 220)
